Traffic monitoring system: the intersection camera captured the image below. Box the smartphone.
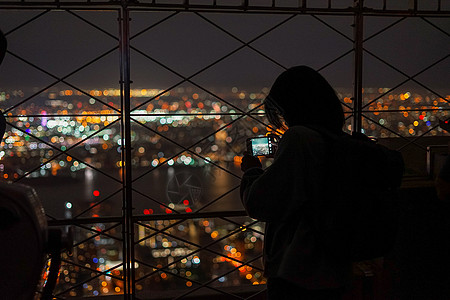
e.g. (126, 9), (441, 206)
(246, 136), (278, 157)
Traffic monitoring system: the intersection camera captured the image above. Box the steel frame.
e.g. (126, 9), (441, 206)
(1, 1), (449, 299)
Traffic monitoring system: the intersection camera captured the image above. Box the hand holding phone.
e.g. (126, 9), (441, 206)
(246, 135), (279, 157)
(241, 152), (262, 172)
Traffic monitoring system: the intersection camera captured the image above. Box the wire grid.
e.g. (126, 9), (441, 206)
(0, 1), (449, 299)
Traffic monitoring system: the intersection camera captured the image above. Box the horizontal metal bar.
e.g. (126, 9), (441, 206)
(48, 216), (123, 226)
(362, 108), (450, 113)
(7, 114), (121, 118)
(1, 3), (449, 16)
(48, 210), (249, 226)
(135, 210), (249, 222)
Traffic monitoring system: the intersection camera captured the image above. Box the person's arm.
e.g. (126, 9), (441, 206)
(240, 128), (321, 222)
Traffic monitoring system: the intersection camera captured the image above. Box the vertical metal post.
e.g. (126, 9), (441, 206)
(119, 2), (134, 299)
(353, 0), (364, 133)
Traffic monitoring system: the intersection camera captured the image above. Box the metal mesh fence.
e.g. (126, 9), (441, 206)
(0, 1), (449, 299)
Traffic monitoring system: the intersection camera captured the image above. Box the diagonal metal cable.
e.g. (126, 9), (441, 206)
(130, 14), (297, 112)
(35, 290), (65, 300)
(135, 259), (246, 300)
(3, 9), (51, 36)
(129, 46), (280, 139)
(74, 188), (123, 219)
(71, 222), (122, 248)
(133, 189), (265, 246)
(311, 14), (353, 42)
(192, 13), (357, 136)
(136, 220), (258, 282)
(3, 9), (121, 113)
(131, 117), (242, 180)
(66, 10), (119, 41)
(245, 287), (268, 300)
(396, 115), (450, 152)
(130, 18), (353, 135)
(194, 12), (288, 70)
(362, 114), (428, 151)
(129, 101), (269, 214)
(195, 185), (241, 213)
(314, 16), (410, 112)
(173, 255), (263, 300)
(7, 118), (121, 183)
(74, 223), (123, 241)
(132, 187), (184, 215)
(363, 17), (407, 43)
(4, 49), (120, 113)
(130, 11), (180, 40)
(61, 258), (123, 281)
(130, 103), (266, 183)
(134, 199), (264, 246)
(420, 17), (450, 38)
(136, 221), (263, 271)
(55, 262), (124, 297)
(360, 17), (449, 109)
(362, 52), (450, 109)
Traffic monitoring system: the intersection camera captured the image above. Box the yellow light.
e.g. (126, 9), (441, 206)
(115, 287), (121, 293)
(246, 274), (252, 280)
(413, 121), (419, 126)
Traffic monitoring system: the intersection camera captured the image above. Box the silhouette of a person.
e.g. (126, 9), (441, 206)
(436, 155), (450, 202)
(240, 66), (349, 300)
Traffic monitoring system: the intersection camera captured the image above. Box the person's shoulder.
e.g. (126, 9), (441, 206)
(280, 126), (325, 150)
(285, 125), (323, 140)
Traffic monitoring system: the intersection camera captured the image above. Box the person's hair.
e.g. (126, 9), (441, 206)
(264, 66), (345, 133)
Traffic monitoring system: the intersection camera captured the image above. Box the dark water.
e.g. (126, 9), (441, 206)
(20, 164), (244, 220)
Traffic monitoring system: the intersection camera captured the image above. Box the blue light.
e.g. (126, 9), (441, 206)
(426, 121), (431, 126)
(83, 283), (88, 289)
(93, 291), (99, 296)
(93, 258), (99, 263)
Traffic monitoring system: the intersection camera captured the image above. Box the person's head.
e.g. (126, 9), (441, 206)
(264, 66), (344, 133)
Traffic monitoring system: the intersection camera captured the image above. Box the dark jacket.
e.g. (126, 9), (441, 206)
(240, 126), (351, 289)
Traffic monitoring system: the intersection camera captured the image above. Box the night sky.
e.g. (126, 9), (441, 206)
(0, 8), (449, 93)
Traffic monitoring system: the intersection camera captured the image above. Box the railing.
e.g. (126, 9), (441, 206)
(0, 1), (449, 299)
